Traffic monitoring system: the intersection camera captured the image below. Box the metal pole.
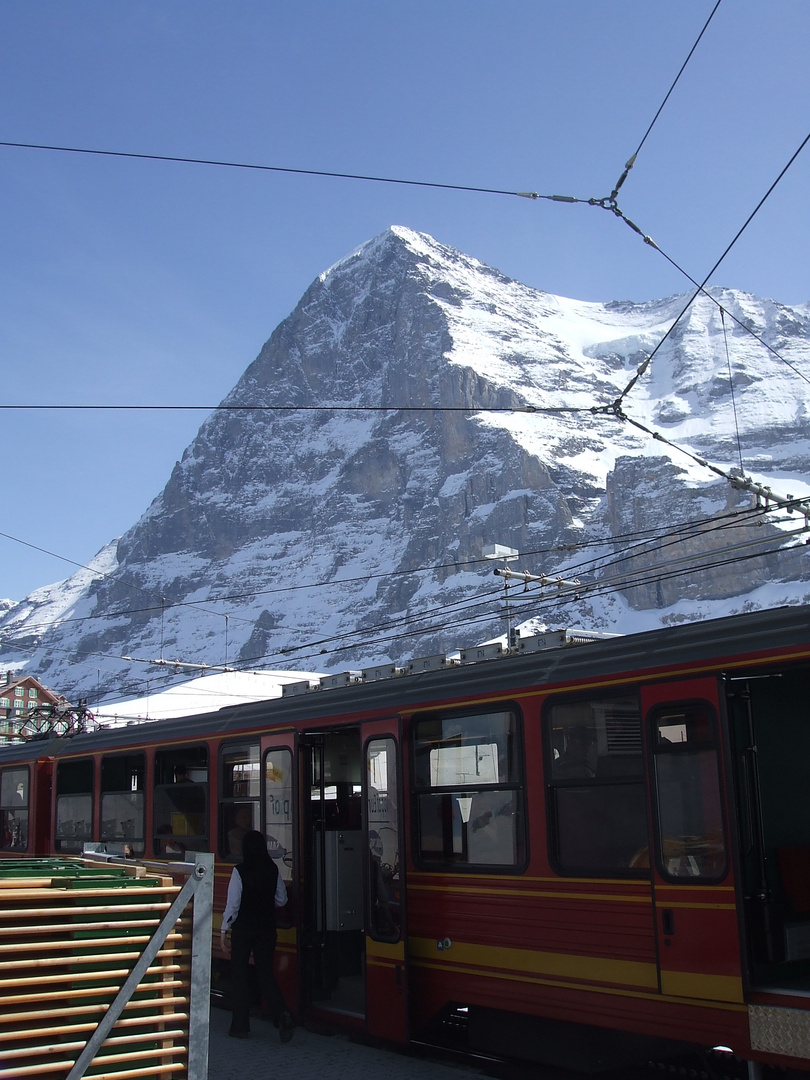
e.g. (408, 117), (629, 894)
(188, 853), (214, 1080)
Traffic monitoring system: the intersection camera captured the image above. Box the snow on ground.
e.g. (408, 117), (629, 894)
(93, 668), (326, 725)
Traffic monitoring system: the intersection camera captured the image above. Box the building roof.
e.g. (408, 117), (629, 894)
(0, 671), (64, 702)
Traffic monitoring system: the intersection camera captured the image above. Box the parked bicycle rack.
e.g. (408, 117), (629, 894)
(0, 848), (213, 1080)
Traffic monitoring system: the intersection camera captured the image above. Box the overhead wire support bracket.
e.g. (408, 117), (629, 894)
(587, 194), (659, 248)
(727, 475), (810, 529)
(494, 566), (582, 590)
(121, 655), (234, 672)
(593, 401), (810, 532)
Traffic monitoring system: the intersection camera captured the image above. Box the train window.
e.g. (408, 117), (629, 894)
(651, 704), (727, 880)
(264, 748), (293, 878)
(101, 754), (145, 855)
(219, 743), (260, 859)
(412, 710), (526, 870)
(367, 738), (401, 940)
(153, 747), (208, 858)
(1, 766), (29, 852)
(55, 758), (94, 853)
(546, 694), (648, 875)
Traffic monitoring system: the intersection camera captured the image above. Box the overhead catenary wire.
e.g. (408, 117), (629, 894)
(3, 131), (809, 419)
(223, 516), (807, 668)
(269, 494), (810, 662)
(0, 402), (582, 414)
(245, 536), (806, 671)
(596, 127), (810, 416)
(541, 502), (794, 587)
(0, 529), (256, 628)
(721, 307), (746, 475)
(0, 498), (789, 644)
(3, 135), (808, 455)
(630, 242), (810, 390)
(3, 494), (803, 652)
(5, 501), (802, 704)
(504, 523), (809, 607)
(0, 139), (546, 200)
(558, 537), (807, 610)
(607, 0), (724, 201)
(26, 523), (807, 697)
(2, 31), (809, 683)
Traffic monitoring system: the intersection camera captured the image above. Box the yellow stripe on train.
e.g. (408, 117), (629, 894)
(408, 936), (658, 990)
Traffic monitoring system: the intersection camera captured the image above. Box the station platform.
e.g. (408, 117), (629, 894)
(206, 1005), (484, 1080)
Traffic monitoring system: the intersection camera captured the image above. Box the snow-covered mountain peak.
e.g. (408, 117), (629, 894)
(2, 228), (810, 704)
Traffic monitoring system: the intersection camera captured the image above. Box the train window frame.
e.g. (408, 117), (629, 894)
(153, 745), (209, 858)
(649, 699), (729, 883)
(411, 705), (528, 873)
(219, 740), (261, 861)
(1, 765), (30, 852)
(55, 757), (94, 854)
(544, 690), (649, 878)
(100, 752), (146, 856)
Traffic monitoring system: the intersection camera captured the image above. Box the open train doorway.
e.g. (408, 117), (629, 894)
(300, 729), (366, 1019)
(727, 665), (810, 995)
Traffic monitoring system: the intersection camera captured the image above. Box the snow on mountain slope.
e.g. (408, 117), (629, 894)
(2, 226), (809, 705)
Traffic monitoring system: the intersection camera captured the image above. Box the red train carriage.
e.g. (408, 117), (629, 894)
(2, 604), (810, 1072)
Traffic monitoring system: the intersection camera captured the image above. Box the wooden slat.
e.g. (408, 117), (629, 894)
(0, 886), (177, 900)
(0, 946), (184, 970)
(0, 982), (187, 1006)
(0, 961), (186, 988)
(0, 901), (174, 915)
(76, 1068), (184, 1080)
(0, 932), (188, 954)
(0, 878), (54, 888)
(0, 1015), (189, 1042)
(0, 1032), (186, 1060)
(3, 998), (189, 1023)
(0, 917), (172, 935)
(0, 1044), (187, 1078)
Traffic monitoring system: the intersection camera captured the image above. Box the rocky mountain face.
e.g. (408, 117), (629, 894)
(2, 226), (810, 703)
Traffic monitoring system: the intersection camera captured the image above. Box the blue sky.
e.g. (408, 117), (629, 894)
(2, 1), (809, 601)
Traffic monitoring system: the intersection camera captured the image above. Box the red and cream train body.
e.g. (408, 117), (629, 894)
(2, 605), (810, 1071)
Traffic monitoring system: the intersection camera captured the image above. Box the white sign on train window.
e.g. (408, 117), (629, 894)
(429, 743), (499, 787)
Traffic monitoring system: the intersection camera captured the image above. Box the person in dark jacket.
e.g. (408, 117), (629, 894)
(220, 830), (294, 1041)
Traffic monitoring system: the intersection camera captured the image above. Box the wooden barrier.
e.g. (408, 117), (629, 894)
(0, 854), (212, 1080)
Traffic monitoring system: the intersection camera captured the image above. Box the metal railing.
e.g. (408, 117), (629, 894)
(0, 848), (213, 1080)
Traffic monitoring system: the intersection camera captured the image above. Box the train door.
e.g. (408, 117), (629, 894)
(726, 666), (810, 993)
(300, 728), (366, 1019)
(299, 722), (407, 1040)
(642, 678), (744, 1004)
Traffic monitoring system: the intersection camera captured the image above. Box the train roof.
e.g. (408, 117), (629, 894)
(1, 603), (808, 762)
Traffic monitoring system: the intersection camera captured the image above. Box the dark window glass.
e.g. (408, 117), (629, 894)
(219, 743), (260, 860)
(55, 759), (94, 853)
(367, 738), (400, 941)
(546, 694), (648, 875)
(413, 710), (525, 869)
(0, 766), (29, 852)
(101, 754), (145, 855)
(652, 704), (727, 880)
(153, 747), (208, 858)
